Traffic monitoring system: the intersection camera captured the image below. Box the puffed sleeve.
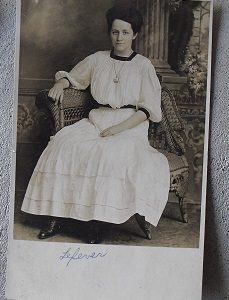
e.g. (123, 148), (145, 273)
(55, 53), (95, 90)
(137, 60), (162, 122)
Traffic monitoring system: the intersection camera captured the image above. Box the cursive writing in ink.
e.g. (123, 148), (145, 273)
(59, 247), (108, 266)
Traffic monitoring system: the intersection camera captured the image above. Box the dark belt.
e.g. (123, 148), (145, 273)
(98, 103), (150, 119)
(98, 104), (136, 109)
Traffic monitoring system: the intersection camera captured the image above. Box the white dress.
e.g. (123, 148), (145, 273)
(21, 50), (170, 227)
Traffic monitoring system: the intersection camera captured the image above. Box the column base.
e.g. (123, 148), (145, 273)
(154, 66), (187, 92)
(150, 59), (176, 76)
(148, 49), (187, 93)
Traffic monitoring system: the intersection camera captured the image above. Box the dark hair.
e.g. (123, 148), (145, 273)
(106, 5), (143, 34)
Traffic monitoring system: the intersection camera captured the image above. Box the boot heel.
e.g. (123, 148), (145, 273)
(135, 214), (152, 240)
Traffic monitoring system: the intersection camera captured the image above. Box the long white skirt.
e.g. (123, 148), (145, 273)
(21, 107), (170, 226)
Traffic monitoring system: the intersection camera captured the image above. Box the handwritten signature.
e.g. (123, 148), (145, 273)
(59, 247), (109, 266)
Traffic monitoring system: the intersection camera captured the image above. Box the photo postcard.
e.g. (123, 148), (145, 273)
(6, 1), (213, 299)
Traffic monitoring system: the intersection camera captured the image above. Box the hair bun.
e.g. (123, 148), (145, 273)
(106, 4), (143, 34)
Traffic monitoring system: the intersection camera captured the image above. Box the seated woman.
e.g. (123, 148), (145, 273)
(21, 5), (170, 244)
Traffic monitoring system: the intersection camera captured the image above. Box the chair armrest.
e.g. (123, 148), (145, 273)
(58, 87), (97, 128)
(35, 89), (59, 134)
(35, 87), (97, 133)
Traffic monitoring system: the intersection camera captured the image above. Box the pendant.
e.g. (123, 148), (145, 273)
(113, 77), (119, 83)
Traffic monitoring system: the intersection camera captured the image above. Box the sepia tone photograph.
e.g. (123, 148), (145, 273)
(14, 0), (212, 248)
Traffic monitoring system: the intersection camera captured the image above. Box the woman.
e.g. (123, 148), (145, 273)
(21, 5), (170, 244)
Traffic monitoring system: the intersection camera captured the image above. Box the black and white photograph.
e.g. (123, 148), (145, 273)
(13, 0), (212, 249)
(4, 0), (214, 299)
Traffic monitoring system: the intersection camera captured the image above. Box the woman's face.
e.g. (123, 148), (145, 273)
(110, 19), (137, 56)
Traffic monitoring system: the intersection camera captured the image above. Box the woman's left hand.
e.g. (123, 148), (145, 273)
(100, 125), (122, 137)
(100, 110), (147, 137)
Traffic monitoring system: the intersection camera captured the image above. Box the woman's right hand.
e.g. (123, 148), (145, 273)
(48, 82), (64, 106)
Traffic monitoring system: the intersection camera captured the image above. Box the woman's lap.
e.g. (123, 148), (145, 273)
(21, 113), (170, 226)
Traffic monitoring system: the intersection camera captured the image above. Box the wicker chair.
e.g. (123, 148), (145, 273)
(36, 86), (189, 223)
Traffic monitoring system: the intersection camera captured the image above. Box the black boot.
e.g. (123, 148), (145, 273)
(38, 217), (61, 239)
(135, 214), (152, 240)
(86, 221), (102, 244)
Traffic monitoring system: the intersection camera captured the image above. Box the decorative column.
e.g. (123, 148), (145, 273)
(135, 0), (187, 89)
(136, 0), (171, 73)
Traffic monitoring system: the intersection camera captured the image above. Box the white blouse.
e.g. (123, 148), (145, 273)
(55, 50), (162, 122)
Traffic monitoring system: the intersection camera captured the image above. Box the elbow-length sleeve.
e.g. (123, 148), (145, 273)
(138, 60), (162, 122)
(55, 53), (95, 90)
